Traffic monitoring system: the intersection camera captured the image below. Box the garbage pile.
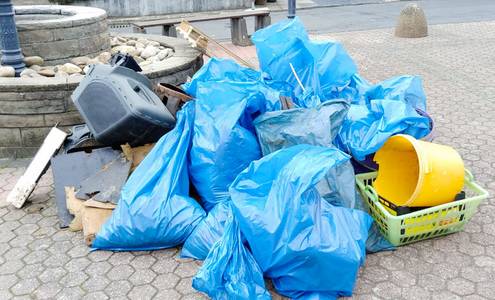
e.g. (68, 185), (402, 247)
(7, 16), (489, 299)
(91, 17), (431, 298)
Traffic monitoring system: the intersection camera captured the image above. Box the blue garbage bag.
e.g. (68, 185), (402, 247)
(253, 100), (355, 208)
(252, 16), (357, 107)
(92, 103), (206, 251)
(230, 145), (372, 298)
(181, 201), (232, 260)
(364, 75), (427, 110)
(337, 98), (431, 161)
(183, 59), (281, 211)
(336, 75), (431, 160)
(252, 16), (431, 160)
(254, 103), (393, 252)
(182, 58), (261, 96)
(192, 215), (271, 300)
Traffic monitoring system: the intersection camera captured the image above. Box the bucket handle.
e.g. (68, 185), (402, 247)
(365, 185), (379, 203)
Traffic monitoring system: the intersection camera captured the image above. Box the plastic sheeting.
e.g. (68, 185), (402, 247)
(183, 58), (282, 211)
(181, 201), (232, 260)
(230, 145), (372, 298)
(192, 216), (270, 300)
(254, 99), (349, 155)
(92, 103), (205, 250)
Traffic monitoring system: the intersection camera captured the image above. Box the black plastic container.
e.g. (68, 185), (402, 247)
(71, 64), (175, 146)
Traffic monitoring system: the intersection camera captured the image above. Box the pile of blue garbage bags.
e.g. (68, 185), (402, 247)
(93, 17), (431, 299)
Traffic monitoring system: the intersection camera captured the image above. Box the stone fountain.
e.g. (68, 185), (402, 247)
(0, 5), (203, 158)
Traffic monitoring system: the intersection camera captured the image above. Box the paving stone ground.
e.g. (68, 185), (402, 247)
(1, 21), (494, 299)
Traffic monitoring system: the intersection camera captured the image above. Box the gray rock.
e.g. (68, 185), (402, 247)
(157, 49), (172, 60)
(134, 56), (145, 63)
(23, 56), (44, 67)
(70, 56), (91, 66)
(111, 45), (136, 55)
(131, 48), (142, 57)
(135, 42), (145, 49)
(29, 65), (42, 72)
(20, 68), (37, 77)
(55, 70), (69, 78)
(59, 63), (82, 74)
(98, 52), (111, 63)
(38, 68), (55, 77)
(110, 37), (119, 47)
(137, 38), (149, 46)
(0, 66), (15, 77)
(140, 45), (158, 59)
(126, 40), (137, 46)
(20, 68), (42, 78)
(395, 4), (428, 38)
(148, 40), (160, 47)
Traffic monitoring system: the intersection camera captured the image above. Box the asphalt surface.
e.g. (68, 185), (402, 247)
(149, 0), (495, 40)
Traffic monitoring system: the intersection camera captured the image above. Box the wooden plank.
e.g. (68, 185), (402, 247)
(7, 127), (67, 208)
(133, 8), (270, 28)
(177, 20), (256, 69)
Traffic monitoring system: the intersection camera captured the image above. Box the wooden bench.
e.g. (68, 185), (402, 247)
(132, 8), (271, 46)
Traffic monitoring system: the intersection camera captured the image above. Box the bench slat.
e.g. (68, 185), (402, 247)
(133, 8), (270, 28)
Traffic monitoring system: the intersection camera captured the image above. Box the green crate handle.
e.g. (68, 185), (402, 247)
(364, 185), (379, 203)
(364, 169), (477, 206)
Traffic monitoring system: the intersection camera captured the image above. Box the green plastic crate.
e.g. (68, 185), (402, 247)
(355, 170), (489, 246)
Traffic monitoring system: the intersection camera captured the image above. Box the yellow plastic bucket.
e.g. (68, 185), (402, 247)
(373, 134), (464, 207)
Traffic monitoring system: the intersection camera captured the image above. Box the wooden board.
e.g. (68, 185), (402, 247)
(176, 20), (256, 69)
(7, 127), (67, 208)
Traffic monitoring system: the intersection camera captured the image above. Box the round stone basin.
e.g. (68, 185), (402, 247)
(0, 34), (203, 158)
(9, 5), (110, 66)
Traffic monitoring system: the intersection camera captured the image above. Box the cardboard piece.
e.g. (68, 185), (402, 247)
(121, 143), (155, 172)
(65, 187), (84, 232)
(82, 199), (116, 246)
(7, 127), (67, 208)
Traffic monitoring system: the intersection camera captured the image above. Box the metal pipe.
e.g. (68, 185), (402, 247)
(288, 0), (296, 18)
(0, 0), (25, 76)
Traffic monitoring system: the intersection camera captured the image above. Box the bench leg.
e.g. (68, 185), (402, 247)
(255, 15), (271, 31)
(132, 25), (146, 34)
(230, 17), (252, 47)
(161, 25), (177, 37)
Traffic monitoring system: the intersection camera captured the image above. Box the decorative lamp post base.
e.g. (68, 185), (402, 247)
(0, 0), (25, 76)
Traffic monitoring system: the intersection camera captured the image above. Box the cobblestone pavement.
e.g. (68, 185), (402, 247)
(1, 21), (494, 299)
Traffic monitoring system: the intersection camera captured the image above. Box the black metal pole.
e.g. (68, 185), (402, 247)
(0, 0), (25, 76)
(288, 0), (296, 18)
